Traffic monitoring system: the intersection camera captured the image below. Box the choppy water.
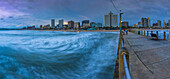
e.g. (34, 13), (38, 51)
(0, 30), (119, 79)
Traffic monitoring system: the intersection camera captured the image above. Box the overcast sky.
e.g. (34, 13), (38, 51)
(0, 0), (170, 28)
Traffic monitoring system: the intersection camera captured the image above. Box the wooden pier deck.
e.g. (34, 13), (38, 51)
(123, 32), (170, 79)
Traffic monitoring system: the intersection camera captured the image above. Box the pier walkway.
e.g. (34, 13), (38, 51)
(123, 32), (170, 79)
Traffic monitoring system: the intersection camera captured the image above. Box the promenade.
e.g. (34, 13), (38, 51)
(123, 32), (170, 79)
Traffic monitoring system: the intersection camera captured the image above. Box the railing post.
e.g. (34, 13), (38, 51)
(156, 31), (158, 40)
(147, 31), (149, 36)
(138, 31), (140, 35)
(151, 31), (153, 36)
(164, 32), (166, 40)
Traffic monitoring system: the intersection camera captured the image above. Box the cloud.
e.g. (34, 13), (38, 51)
(0, 0), (170, 27)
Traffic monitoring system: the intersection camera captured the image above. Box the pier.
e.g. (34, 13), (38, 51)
(121, 31), (170, 79)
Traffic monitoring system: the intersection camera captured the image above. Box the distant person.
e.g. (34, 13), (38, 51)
(125, 29), (128, 35)
(123, 29), (126, 35)
(123, 29), (128, 35)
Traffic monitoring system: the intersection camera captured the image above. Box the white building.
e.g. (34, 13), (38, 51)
(104, 11), (118, 27)
(59, 19), (63, 29)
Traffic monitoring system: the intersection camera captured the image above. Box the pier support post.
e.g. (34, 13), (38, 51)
(147, 31), (149, 36)
(144, 31), (145, 36)
(156, 31), (158, 40)
(164, 32), (166, 40)
(151, 31), (153, 36)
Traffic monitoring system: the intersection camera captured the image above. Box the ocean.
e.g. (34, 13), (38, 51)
(0, 30), (119, 79)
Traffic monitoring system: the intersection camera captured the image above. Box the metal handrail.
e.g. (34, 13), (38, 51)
(123, 54), (131, 79)
(121, 37), (131, 79)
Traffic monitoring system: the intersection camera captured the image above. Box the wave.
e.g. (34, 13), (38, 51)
(0, 30), (119, 79)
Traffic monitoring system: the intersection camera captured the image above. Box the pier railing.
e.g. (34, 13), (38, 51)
(115, 33), (131, 79)
(130, 30), (169, 40)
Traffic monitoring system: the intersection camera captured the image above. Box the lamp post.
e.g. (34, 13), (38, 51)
(120, 10), (124, 34)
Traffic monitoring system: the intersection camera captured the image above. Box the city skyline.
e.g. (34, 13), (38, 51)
(0, 0), (170, 28)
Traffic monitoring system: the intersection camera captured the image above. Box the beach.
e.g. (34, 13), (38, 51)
(35, 30), (120, 32)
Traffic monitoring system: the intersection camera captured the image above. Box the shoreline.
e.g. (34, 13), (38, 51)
(0, 29), (169, 32)
(35, 30), (120, 32)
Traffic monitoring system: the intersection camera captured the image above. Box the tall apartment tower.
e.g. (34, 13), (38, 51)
(168, 20), (170, 27)
(163, 20), (166, 27)
(59, 19), (64, 29)
(141, 18), (148, 27)
(51, 19), (55, 27)
(104, 11), (118, 27)
(157, 20), (161, 27)
(147, 17), (150, 27)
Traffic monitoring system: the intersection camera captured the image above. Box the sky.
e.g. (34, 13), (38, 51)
(0, 0), (170, 28)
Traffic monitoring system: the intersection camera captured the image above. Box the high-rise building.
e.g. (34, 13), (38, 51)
(168, 20), (170, 27)
(51, 19), (55, 27)
(74, 22), (80, 29)
(122, 21), (129, 28)
(157, 20), (161, 27)
(141, 18), (144, 27)
(163, 20), (166, 27)
(141, 18), (148, 27)
(148, 17), (150, 27)
(82, 20), (90, 26)
(96, 23), (102, 27)
(59, 19), (64, 29)
(144, 18), (148, 27)
(68, 20), (74, 29)
(104, 11), (118, 27)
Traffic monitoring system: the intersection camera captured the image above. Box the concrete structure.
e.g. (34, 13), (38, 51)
(138, 22), (142, 27)
(168, 20), (170, 27)
(74, 22), (80, 29)
(122, 21), (129, 28)
(96, 23), (102, 27)
(163, 20), (166, 27)
(104, 11), (118, 27)
(133, 24), (138, 27)
(141, 18), (148, 27)
(51, 19), (55, 28)
(68, 20), (74, 29)
(83, 23), (90, 28)
(82, 20), (89, 26)
(148, 17), (150, 27)
(157, 20), (161, 27)
(59, 19), (64, 29)
(123, 32), (170, 79)
(90, 22), (97, 28)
